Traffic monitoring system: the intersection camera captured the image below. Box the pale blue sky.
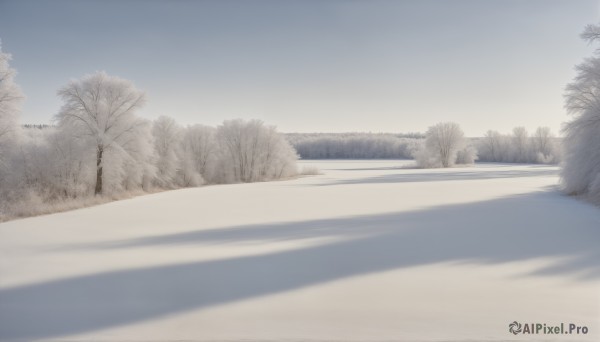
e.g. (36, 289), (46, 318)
(0, 0), (598, 135)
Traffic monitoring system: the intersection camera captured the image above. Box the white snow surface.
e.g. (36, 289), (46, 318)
(0, 160), (599, 341)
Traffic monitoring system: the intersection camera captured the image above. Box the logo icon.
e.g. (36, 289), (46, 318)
(509, 321), (522, 335)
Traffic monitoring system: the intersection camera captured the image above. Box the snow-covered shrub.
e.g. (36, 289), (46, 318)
(299, 166), (322, 175)
(176, 160), (204, 187)
(456, 144), (478, 165)
(411, 142), (439, 168)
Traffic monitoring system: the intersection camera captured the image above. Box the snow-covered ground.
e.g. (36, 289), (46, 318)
(0, 160), (599, 341)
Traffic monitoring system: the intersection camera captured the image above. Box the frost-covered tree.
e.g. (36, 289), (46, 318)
(0, 42), (25, 217)
(118, 118), (156, 191)
(562, 23), (600, 203)
(44, 126), (94, 198)
(55, 71), (146, 195)
(533, 126), (554, 162)
(216, 119), (297, 182)
(0, 42), (24, 166)
(415, 122), (466, 168)
(180, 124), (216, 183)
(152, 116), (181, 187)
(511, 126), (530, 163)
(511, 127), (530, 163)
(480, 130), (506, 162)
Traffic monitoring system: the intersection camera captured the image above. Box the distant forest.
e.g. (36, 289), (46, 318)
(286, 132), (423, 159)
(286, 130), (561, 164)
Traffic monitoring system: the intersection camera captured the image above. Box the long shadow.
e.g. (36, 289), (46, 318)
(329, 166), (407, 171)
(1, 191), (599, 340)
(319, 168), (559, 186)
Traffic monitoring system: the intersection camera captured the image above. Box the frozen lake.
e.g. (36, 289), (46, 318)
(0, 160), (598, 341)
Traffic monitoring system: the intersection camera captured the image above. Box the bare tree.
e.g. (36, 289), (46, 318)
(55, 72), (146, 195)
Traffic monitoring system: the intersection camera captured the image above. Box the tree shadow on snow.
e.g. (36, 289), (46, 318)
(318, 168), (559, 186)
(1, 190), (599, 340)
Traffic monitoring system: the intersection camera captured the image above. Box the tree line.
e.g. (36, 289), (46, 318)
(0, 59), (297, 220)
(286, 133), (422, 159)
(287, 126), (560, 168)
(474, 127), (560, 164)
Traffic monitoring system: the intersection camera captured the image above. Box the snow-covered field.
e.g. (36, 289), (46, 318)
(0, 160), (599, 341)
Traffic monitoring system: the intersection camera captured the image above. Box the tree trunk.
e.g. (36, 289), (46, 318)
(95, 145), (103, 195)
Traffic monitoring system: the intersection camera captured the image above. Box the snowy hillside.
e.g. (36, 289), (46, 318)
(0, 160), (598, 341)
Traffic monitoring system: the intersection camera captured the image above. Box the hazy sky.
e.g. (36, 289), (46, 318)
(0, 0), (598, 135)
